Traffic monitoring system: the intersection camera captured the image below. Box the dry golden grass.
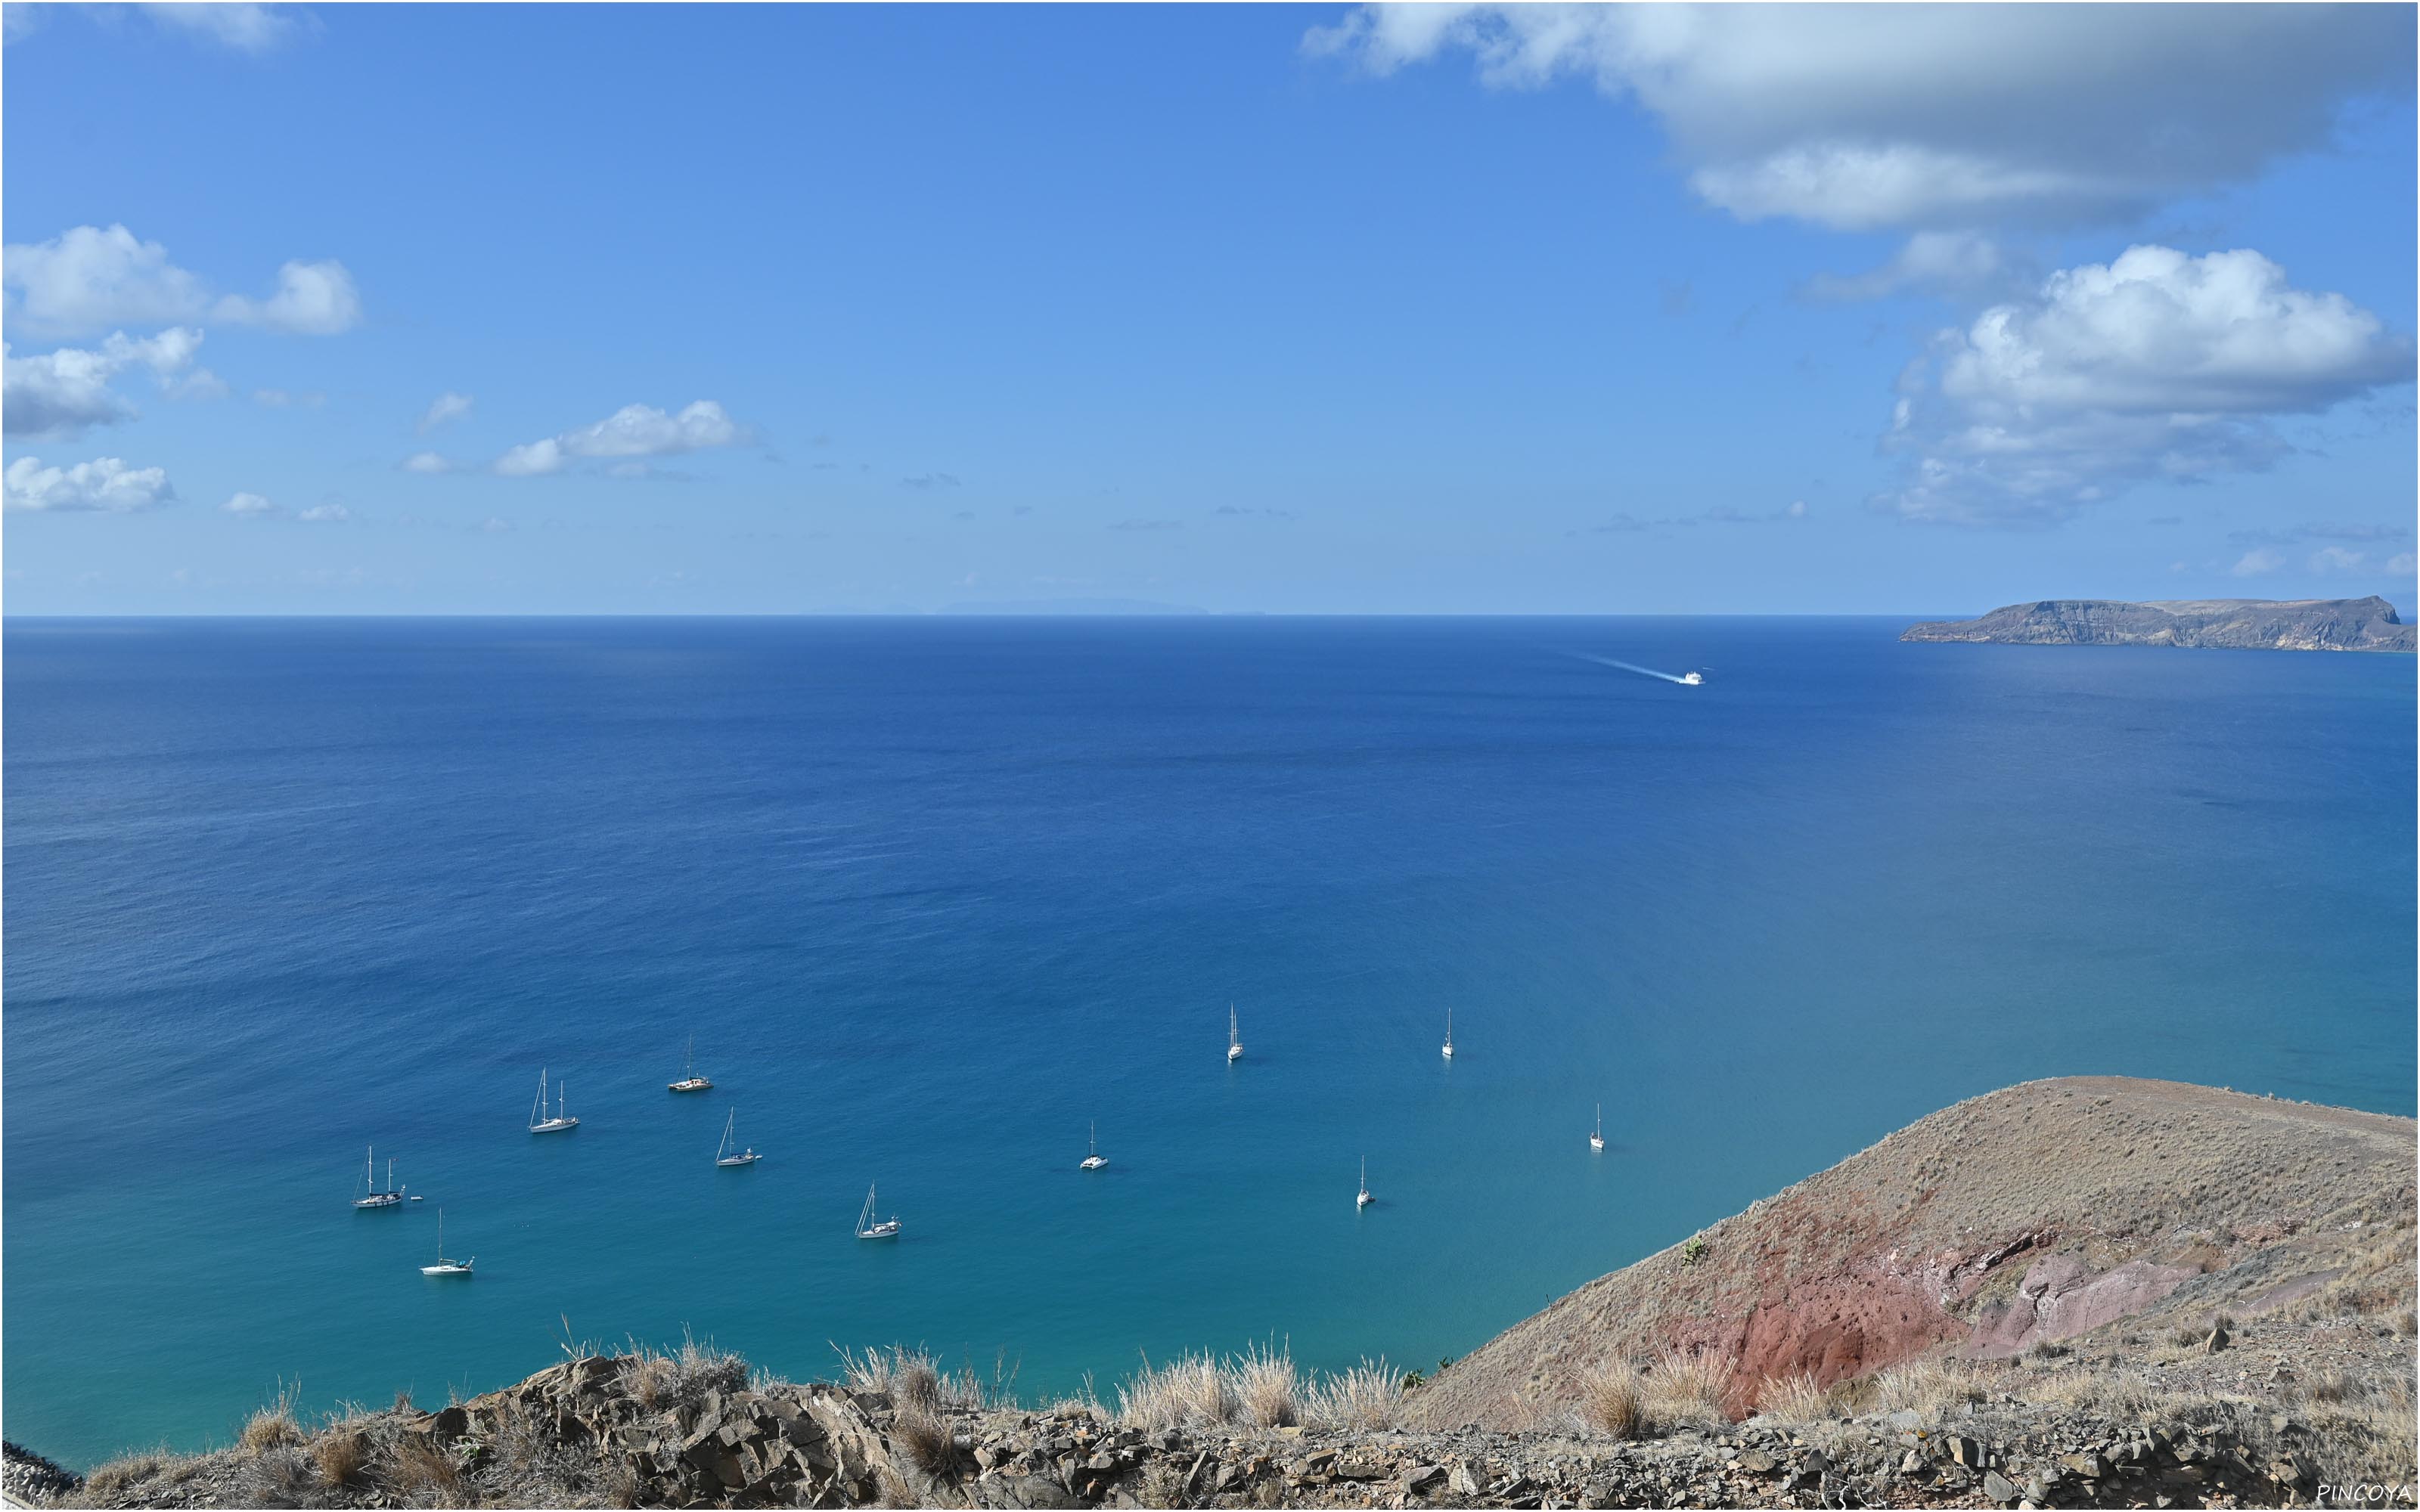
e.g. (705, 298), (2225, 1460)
(238, 1387), (304, 1455)
(81, 1448), (171, 1498)
(1304, 1359), (1404, 1432)
(1870, 1353), (1986, 1421)
(890, 1406), (957, 1475)
(1639, 1346), (1728, 1432)
(309, 1422), (371, 1489)
(1231, 1340), (1301, 1429)
(1578, 1365), (1649, 1439)
(381, 1432), (463, 1501)
(1751, 1369), (1833, 1424)
(1116, 1351), (1236, 1430)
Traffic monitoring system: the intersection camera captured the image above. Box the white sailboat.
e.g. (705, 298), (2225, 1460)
(419, 1210), (474, 1276)
(1079, 1120), (1107, 1170)
(1441, 1008), (1454, 1060)
(1590, 1103), (1605, 1152)
(1227, 1004), (1244, 1062)
(855, 1183), (901, 1240)
(1356, 1156), (1373, 1209)
(669, 1035), (712, 1094)
(528, 1069), (579, 1134)
(714, 1109), (760, 1167)
(352, 1146), (405, 1209)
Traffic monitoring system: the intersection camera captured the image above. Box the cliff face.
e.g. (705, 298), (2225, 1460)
(1900, 597), (2415, 652)
(1401, 1077), (2415, 1432)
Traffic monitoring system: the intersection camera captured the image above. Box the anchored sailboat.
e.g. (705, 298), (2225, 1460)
(1441, 1008), (1454, 1060)
(669, 1035), (712, 1094)
(528, 1069), (579, 1134)
(715, 1109), (760, 1167)
(352, 1146), (405, 1209)
(855, 1183), (901, 1240)
(1356, 1157), (1373, 1209)
(419, 1210), (473, 1276)
(1080, 1120), (1107, 1171)
(1227, 1004), (1244, 1063)
(1590, 1104), (1605, 1152)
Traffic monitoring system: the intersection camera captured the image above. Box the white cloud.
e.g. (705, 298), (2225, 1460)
(3, 454), (176, 513)
(1305, 5), (2411, 231)
(299, 503), (350, 522)
(1876, 246), (2414, 527)
(494, 400), (746, 476)
(222, 491), (277, 516)
(1807, 231), (2012, 302)
(4, 5), (41, 44)
(214, 259), (361, 335)
(417, 391), (473, 432)
(2, 225), (360, 336)
(401, 451), (455, 474)
(2, 327), (213, 438)
(2232, 547), (2285, 577)
(141, 3), (301, 52)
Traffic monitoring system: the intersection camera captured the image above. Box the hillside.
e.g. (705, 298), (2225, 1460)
(1403, 1077), (2415, 1430)
(1900, 597), (2415, 652)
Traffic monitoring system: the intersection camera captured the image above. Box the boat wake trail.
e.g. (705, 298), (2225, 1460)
(1565, 652), (1699, 686)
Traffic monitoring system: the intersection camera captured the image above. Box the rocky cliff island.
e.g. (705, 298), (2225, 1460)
(1901, 598), (2415, 652)
(14, 1078), (2414, 1509)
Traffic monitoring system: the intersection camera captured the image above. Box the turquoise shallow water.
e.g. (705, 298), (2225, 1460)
(4, 616), (2412, 1467)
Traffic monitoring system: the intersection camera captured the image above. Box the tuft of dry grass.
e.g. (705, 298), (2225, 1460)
(1578, 1364), (1649, 1439)
(1231, 1340), (1301, 1429)
(1117, 1351), (1237, 1430)
(309, 1418), (371, 1489)
(1870, 1353), (1984, 1421)
(891, 1406), (957, 1476)
(1304, 1358), (1403, 1433)
(82, 1448), (172, 1498)
(1640, 1346), (1729, 1431)
(381, 1432), (463, 1501)
(1752, 1369), (1833, 1424)
(239, 1387), (305, 1455)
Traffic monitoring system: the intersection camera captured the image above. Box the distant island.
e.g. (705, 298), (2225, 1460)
(1902, 596), (2415, 652)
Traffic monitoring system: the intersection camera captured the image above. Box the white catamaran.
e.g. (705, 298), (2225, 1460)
(1227, 1004), (1244, 1062)
(1590, 1103), (1605, 1152)
(1356, 1157), (1373, 1209)
(1080, 1120), (1107, 1170)
(352, 1146), (406, 1209)
(855, 1183), (901, 1240)
(420, 1210), (473, 1276)
(1441, 1008), (1454, 1060)
(669, 1035), (712, 1094)
(528, 1069), (579, 1134)
(715, 1109), (760, 1167)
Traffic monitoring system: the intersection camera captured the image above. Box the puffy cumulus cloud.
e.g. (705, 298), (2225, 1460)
(1305, 5), (2412, 230)
(1875, 246), (2415, 527)
(417, 391), (473, 432)
(2, 225), (361, 336)
(3, 454), (176, 513)
(494, 400), (746, 476)
(222, 491), (278, 516)
(3, 327), (216, 438)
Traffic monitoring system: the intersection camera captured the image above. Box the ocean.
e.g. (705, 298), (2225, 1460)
(4, 616), (2412, 1468)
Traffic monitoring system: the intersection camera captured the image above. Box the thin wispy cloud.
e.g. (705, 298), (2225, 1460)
(495, 400), (747, 477)
(417, 392), (473, 432)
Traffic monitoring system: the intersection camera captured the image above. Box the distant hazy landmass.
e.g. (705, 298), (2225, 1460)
(1903, 596), (2415, 652)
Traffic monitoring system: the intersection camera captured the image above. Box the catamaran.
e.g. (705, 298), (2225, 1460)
(1227, 1004), (1244, 1062)
(352, 1146), (406, 1209)
(420, 1210), (474, 1276)
(855, 1183), (901, 1240)
(715, 1109), (759, 1167)
(1079, 1121), (1107, 1170)
(1356, 1157), (1373, 1209)
(1590, 1103), (1605, 1152)
(669, 1035), (712, 1094)
(528, 1069), (579, 1133)
(1441, 1008), (1454, 1060)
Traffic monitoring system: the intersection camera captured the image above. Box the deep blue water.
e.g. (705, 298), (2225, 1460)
(5, 617), (2413, 1467)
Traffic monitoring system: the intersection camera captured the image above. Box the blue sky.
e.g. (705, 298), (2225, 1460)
(4, 2), (2414, 615)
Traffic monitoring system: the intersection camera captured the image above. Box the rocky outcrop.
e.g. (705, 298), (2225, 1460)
(1900, 596), (2415, 652)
